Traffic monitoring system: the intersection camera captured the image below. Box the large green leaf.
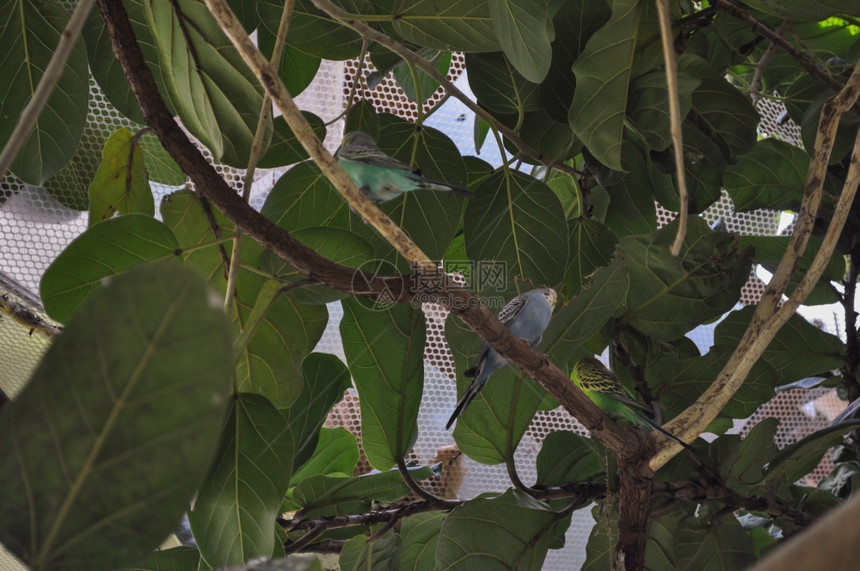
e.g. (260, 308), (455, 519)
(466, 51), (542, 117)
(261, 161), (351, 232)
(540, 0), (611, 123)
(436, 490), (561, 570)
(276, 0), (367, 60)
(291, 467), (434, 518)
(628, 70), (701, 151)
(83, 0), (169, 124)
(602, 141), (660, 238)
(742, 0), (860, 19)
(562, 217), (618, 299)
(143, 0), (272, 167)
(445, 310), (547, 464)
(724, 139), (810, 212)
(257, 2), (321, 95)
(489, 0), (552, 83)
(674, 512), (756, 571)
(618, 217), (753, 341)
(0, 264), (232, 571)
(0, 0), (89, 185)
(569, 0), (640, 171)
(282, 353), (352, 470)
(464, 169), (568, 291)
(535, 430), (606, 485)
(764, 420), (860, 486)
(543, 257), (628, 372)
(40, 214), (181, 323)
(288, 427), (359, 487)
(715, 307), (845, 385)
(679, 53), (758, 161)
(340, 298), (426, 470)
(257, 112), (327, 169)
(340, 531), (400, 571)
(711, 418), (780, 491)
(392, 0), (501, 52)
(123, 546), (200, 571)
(190, 394), (293, 567)
(87, 128), (154, 225)
(400, 512), (446, 571)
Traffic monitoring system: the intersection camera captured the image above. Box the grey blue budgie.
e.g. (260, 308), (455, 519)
(447, 288), (557, 429)
(335, 131), (474, 204)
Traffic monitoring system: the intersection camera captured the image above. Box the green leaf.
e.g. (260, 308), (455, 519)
(40, 215), (180, 323)
(123, 546), (201, 571)
(0, 0), (89, 185)
(582, 503), (618, 571)
(340, 530), (400, 571)
(400, 512), (446, 571)
(138, 132), (185, 185)
(654, 345), (780, 421)
(282, 353), (352, 469)
(190, 394), (292, 567)
(628, 70), (701, 151)
(618, 217), (753, 341)
(0, 264), (232, 571)
(261, 162), (351, 232)
(464, 170), (568, 291)
(489, 0), (552, 83)
(741, 0), (860, 20)
(466, 51), (542, 116)
(674, 513), (756, 571)
(258, 3), (322, 94)
(715, 307), (845, 386)
(602, 142), (659, 238)
(88, 128), (154, 225)
(258, 112), (327, 169)
(569, 0), (640, 171)
(392, 51), (452, 103)
(340, 298), (426, 470)
(764, 420), (860, 486)
(716, 417), (780, 489)
(536, 430), (606, 485)
(724, 139), (810, 211)
(83, 1), (169, 124)
(562, 217), (618, 299)
(436, 490), (560, 570)
(278, 0), (367, 60)
(292, 468), (434, 518)
(679, 53), (759, 161)
(644, 504), (689, 570)
(392, 0), (501, 52)
(288, 427), (359, 487)
(143, 0), (272, 167)
(543, 258), (628, 371)
(540, 0), (611, 123)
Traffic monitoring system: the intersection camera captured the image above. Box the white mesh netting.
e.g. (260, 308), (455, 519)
(0, 53), (851, 571)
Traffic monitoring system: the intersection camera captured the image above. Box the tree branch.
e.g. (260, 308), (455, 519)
(652, 59), (860, 471)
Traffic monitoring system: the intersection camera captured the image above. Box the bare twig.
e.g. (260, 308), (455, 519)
(655, 0), (689, 256)
(750, 20), (791, 104)
(0, 0), (95, 180)
(652, 59), (860, 471)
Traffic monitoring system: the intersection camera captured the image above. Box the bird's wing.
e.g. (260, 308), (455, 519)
(497, 293), (529, 324)
(338, 143), (415, 171)
(601, 384), (655, 416)
(578, 363), (654, 415)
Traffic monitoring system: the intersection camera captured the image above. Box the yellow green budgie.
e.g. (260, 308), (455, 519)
(571, 357), (692, 448)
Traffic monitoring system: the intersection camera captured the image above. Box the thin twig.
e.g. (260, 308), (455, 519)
(0, 0), (95, 180)
(652, 59), (860, 471)
(750, 20), (790, 105)
(656, 0), (689, 256)
(224, 0), (294, 311)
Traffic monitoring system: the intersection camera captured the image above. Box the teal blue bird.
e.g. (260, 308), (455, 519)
(335, 131), (474, 205)
(447, 288), (557, 429)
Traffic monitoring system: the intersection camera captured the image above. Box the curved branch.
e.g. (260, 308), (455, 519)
(652, 59), (860, 471)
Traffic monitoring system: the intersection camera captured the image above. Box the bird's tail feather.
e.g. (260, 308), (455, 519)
(446, 374), (486, 429)
(643, 416), (697, 452)
(420, 178), (475, 198)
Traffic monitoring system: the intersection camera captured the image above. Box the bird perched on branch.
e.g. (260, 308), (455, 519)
(571, 357), (693, 449)
(335, 131), (474, 205)
(447, 288), (557, 429)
